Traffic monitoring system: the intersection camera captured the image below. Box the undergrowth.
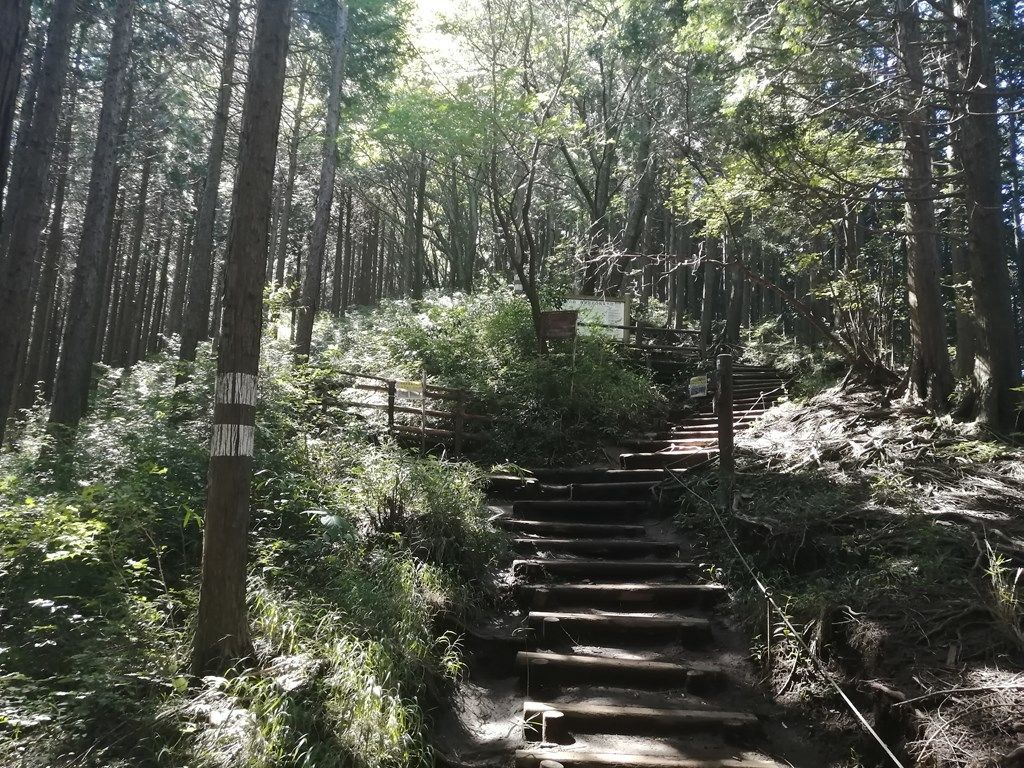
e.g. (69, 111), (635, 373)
(0, 332), (506, 768)
(673, 386), (1024, 768)
(313, 288), (664, 464)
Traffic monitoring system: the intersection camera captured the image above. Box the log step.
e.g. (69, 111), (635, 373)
(569, 481), (660, 500)
(526, 468), (667, 485)
(524, 582), (726, 608)
(503, 519), (646, 538)
(623, 439), (715, 453)
(514, 538), (679, 558)
(668, 429), (750, 439)
(523, 700), (757, 738)
(674, 415), (761, 426)
(513, 559), (696, 579)
(641, 436), (717, 445)
(515, 650), (723, 689)
(513, 500), (649, 521)
(515, 749), (785, 768)
(526, 610), (711, 641)
(620, 451), (716, 470)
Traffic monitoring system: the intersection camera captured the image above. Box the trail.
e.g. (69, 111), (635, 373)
(443, 364), (827, 768)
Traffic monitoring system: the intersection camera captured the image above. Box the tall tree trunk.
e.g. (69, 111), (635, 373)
(329, 191), (346, 315)
(100, 192), (127, 363)
(412, 156), (427, 300)
(0, 0), (76, 439)
(150, 224), (172, 352)
(896, 0), (953, 409)
(724, 237), (744, 344)
(0, 0), (30, 228)
(193, 0), (293, 675)
(165, 218), (193, 336)
(179, 0), (241, 363)
(17, 51), (82, 409)
(699, 238), (718, 353)
(114, 151), (152, 367)
(294, 0), (348, 359)
(952, 0), (1021, 428)
(273, 59), (307, 288)
(615, 110), (655, 292)
(342, 200), (354, 312)
(49, 0), (135, 434)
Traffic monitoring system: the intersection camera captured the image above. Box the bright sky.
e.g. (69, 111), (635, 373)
(409, 0), (471, 83)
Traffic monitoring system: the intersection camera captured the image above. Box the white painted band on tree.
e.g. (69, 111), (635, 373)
(210, 424), (255, 457)
(215, 372), (258, 406)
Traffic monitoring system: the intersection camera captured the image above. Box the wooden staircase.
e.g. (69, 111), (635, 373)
(619, 365), (787, 470)
(484, 366), (796, 768)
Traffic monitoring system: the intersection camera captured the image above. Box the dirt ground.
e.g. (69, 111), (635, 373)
(676, 382), (1024, 768)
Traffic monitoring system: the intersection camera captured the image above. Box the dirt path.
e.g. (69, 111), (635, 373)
(440, 365), (828, 768)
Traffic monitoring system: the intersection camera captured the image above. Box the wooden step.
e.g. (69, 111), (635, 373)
(669, 426), (751, 437)
(503, 519), (646, 538)
(513, 559), (696, 579)
(526, 610), (711, 642)
(513, 500), (649, 522)
(620, 451), (716, 470)
(526, 468), (667, 485)
(693, 405), (772, 417)
(515, 651), (723, 689)
(731, 385), (784, 395)
(524, 582), (726, 609)
(623, 439), (716, 453)
(674, 414), (761, 426)
(513, 538), (679, 558)
(641, 435), (717, 445)
(515, 748), (785, 768)
(523, 700), (757, 738)
(569, 481), (660, 500)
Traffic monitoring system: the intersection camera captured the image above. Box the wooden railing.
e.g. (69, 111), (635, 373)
(582, 323), (701, 355)
(328, 370), (491, 453)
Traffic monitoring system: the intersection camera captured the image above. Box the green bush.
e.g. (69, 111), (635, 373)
(1, 334), (505, 768)
(315, 287), (664, 464)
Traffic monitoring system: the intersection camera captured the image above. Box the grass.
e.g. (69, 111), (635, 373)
(0, 326), (507, 768)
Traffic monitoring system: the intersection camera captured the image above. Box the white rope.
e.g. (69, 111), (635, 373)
(663, 464), (909, 768)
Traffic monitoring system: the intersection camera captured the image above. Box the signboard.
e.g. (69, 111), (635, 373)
(563, 295), (631, 342)
(539, 310), (579, 340)
(689, 375), (709, 398)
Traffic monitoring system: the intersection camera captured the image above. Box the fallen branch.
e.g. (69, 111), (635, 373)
(894, 683), (1024, 708)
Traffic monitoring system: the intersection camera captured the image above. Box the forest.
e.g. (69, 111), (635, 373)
(1, 0), (1023, 766)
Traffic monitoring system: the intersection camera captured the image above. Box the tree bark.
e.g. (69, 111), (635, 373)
(17, 51), (82, 409)
(699, 238), (718, 353)
(273, 59), (307, 288)
(294, 0), (348, 359)
(0, 0), (31, 230)
(179, 0), (241, 363)
(0, 0), (76, 439)
(113, 151), (152, 367)
(165, 218), (193, 336)
(952, 0), (1021, 428)
(149, 224), (172, 352)
(724, 237), (744, 345)
(329, 190), (347, 315)
(49, 0), (135, 434)
(896, 0), (953, 410)
(193, 0), (293, 675)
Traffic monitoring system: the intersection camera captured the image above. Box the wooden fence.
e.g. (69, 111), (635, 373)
(585, 323), (702, 355)
(328, 370), (491, 453)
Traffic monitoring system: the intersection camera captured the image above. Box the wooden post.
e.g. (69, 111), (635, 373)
(716, 353), (734, 513)
(420, 369), (427, 454)
(387, 379), (395, 434)
(453, 389), (465, 454)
